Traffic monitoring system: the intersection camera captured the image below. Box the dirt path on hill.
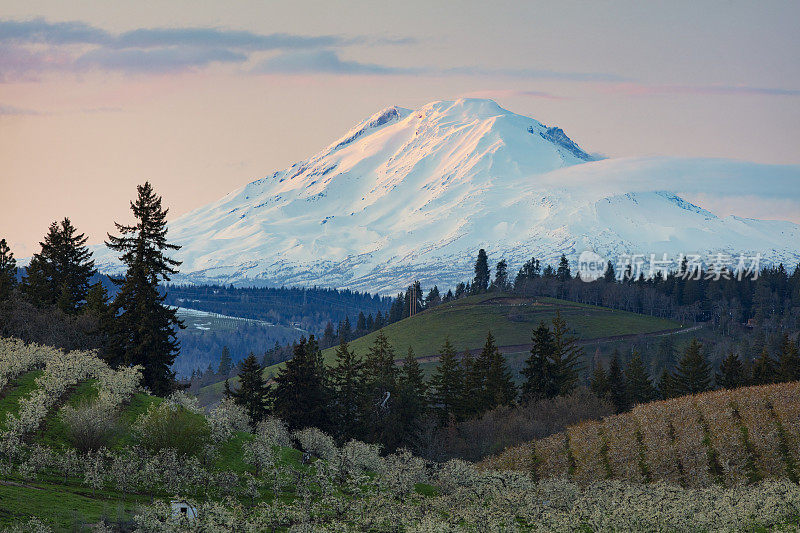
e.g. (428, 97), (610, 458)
(406, 323), (705, 365)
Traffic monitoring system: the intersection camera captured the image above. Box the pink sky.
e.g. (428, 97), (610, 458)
(1, 0), (799, 257)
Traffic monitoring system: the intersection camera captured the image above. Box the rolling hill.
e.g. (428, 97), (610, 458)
(194, 294), (685, 405)
(481, 381), (800, 487)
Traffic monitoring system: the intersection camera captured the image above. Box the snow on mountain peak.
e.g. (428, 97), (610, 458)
(92, 99), (800, 293)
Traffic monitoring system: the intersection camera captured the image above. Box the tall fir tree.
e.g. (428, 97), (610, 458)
(361, 331), (400, 447)
(425, 286), (441, 308)
(393, 347), (428, 450)
(624, 352), (657, 405)
(777, 335), (800, 383)
(550, 312), (583, 396)
(478, 331), (516, 410)
(329, 338), (365, 441)
(374, 310), (385, 330)
(658, 368), (678, 399)
(429, 339), (463, 424)
(589, 361), (610, 399)
(672, 339), (712, 395)
(84, 281), (112, 343)
(0, 238), (17, 302)
(520, 321), (556, 402)
(225, 353), (270, 428)
(272, 337), (329, 431)
(751, 347), (777, 385)
(218, 346), (233, 375)
(472, 249), (490, 294)
(716, 352), (747, 389)
(322, 321), (336, 348)
(356, 311), (367, 332)
(603, 261), (616, 283)
(105, 183), (182, 395)
(24, 218), (96, 312)
(339, 317), (353, 343)
(400, 347), (428, 412)
(607, 353), (629, 413)
(493, 259), (508, 291)
(459, 351), (483, 419)
(556, 254), (571, 282)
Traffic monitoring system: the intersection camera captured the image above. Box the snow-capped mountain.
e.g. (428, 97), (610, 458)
(94, 98), (800, 293)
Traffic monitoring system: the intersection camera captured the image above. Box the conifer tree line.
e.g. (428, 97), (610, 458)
(414, 248), (800, 330)
(162, 283), (391, 336)
(224, 312), (587, 452)
(0, 182), (184, 395)
(590, 335), (800, 414)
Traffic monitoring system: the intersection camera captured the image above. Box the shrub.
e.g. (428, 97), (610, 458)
(60, 401), (118, 452)
(292, 427), (337, 460)
(419, 387), (613, 462)
(134, 402), (211, 456)
(255, 416), (292, 447)
(208, 397), (250, 443)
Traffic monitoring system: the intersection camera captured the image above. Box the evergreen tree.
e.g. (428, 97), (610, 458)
(607, 353), (629, 413)
(84, 281), (112, 343)
(0, 238), (16, 302)
(429, 339), (463, 424)
(329, 338), (365, 440)
(589, 361), (610, 399)
(339, 317), (353, 343)
(459, 351), (483, 419)
(363, 331), (398, 399)
(218, 346), (233, 375)
(472, 249), (490, 293)
(716, 352), (747, 389)
(394, 347), (428, 448)
(105, 182), (182, 395)
(374, 311), (385, 330)
(521, 322), (556, 402)
(493, 259), (508, 291)
(322, 321), (336, 348)
(225, 353), (270, 428)
(624, 352), (657, 405)
(603, 260), (616, 283)
(479, 331), (516, 409)
(672, 339), (712, 395)
(361, 332), (400, 446)
(556, 254), (571, 282)
(550, 312), (583, 395)
(272, 337), (329, 431)
(24, 218), (96, 312)
(400, 347), (427, 410)
(366, 314), (375, 331)
(425, 286), (441, 308)
(751, 347), (777, 385)
(454, 282), (466, 299)
(658, 369), (677, 399)
(514, 257), (541, 288)
(777, 335), (800, 383)
(356, 311), (367, 332)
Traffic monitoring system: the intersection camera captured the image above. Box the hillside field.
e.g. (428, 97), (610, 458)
(481, 381), (800, 488)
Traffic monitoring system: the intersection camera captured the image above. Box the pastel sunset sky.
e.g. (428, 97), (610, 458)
(2, 1), (799, 257)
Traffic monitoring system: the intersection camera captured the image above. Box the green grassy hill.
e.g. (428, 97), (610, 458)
(197, 294), (682, 401)
(326, 294), (681, 360)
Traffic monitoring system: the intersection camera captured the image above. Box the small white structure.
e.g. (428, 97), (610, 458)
(170, 500), (197, 521)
